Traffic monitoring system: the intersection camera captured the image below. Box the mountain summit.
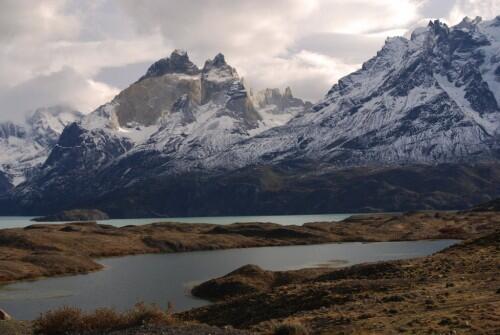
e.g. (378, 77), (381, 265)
(3, 17), (500, 216)
(139, 49), (200, 81)
(215, 16), (500, 169)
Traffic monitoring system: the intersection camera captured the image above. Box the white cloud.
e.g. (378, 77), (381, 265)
(239, 51), (359, 102)
(0, 0), (80, 43)
(0, 0), (498, 121)
(446, 0), (500, 24)
(0, 67), (119, 122)
(0, 0), (169, 121)
(118, 0), (423, 101)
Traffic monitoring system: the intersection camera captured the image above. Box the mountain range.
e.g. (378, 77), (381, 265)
(2, 16), (500, 217)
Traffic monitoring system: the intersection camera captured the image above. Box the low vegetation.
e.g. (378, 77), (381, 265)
(272, 321), (310, 335)
(33, 303), (175, 335)
(1, 206), (499, 334)
(183, 230), (500, 334)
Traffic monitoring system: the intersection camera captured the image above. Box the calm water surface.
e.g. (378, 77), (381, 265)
(0, 240), (457, 320)
(0, 213), (361, 229)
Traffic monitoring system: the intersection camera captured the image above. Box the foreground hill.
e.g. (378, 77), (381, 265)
(183, 230), (500, 334)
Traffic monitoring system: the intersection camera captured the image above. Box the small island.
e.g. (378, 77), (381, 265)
(31, 209), (110, 222)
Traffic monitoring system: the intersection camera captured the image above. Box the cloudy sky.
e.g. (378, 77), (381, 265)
(0, 0), (499, 122)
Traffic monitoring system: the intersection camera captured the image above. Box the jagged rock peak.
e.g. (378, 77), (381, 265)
(202, 53), (236, 74)
(456, 16), (482, 28)
(139, 49), (200, 81)
(427, 19), (450, 36)
(252, 86), (312, 112)
(212, 53), (227, 67)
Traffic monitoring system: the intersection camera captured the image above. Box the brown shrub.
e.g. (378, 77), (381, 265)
(82, 308), (125, 332)
(272, 321), (310, 335)
(124, 302), (174, 327)
(33, 306), (84, 335)
(33, 303), (175, 335)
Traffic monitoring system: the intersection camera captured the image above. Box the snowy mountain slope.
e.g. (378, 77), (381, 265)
(79, 53), (278, 187)
(211, 16), (500, 169)
(0, 106), (82, 186)
(5, 16), (500, 216)
(9, 50), (310, 203)
(75, 50), (306, 152)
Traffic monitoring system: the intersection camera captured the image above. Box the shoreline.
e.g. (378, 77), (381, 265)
(0, 209), (497, 334)
(0, 210), (497, 286)
(182, 231), (500, 333)
(0, 238), (459, 289)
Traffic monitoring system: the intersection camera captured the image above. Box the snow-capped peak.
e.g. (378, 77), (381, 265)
(27, 106), (83, 146)
(211, 16), (500, 169)
(0, 106), (82, 186)
(455, 16), (482, 30)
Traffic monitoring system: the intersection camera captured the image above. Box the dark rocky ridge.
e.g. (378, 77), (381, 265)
(3, 161), (500, 217)
(139, 49), (200, 81)
(470, 197), (500, 212)
(0, 107), (83, 188)
(0, 171), (12, 195)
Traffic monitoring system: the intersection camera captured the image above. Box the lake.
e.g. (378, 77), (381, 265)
(0, 239), (457, 320)
(0, 213), (364, 229)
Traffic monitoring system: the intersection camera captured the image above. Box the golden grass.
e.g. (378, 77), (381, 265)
(33, 303), (175, 335)
(272, 321), (310, 335)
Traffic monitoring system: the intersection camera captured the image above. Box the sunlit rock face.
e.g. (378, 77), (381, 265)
(111, 49), (203, 127)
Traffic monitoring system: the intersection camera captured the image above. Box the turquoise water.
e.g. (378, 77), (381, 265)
(0, 213), (360, 229)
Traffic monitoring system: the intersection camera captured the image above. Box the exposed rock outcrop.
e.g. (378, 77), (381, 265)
(0, 309), (12, 321)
